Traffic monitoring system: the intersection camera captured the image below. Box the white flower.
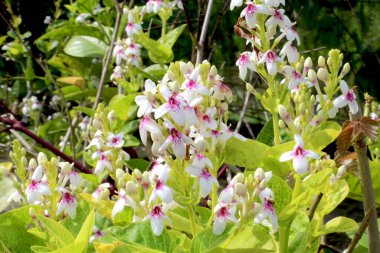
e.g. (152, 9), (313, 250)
(75, 13), (90, 23)
(280, 66), (310, 90)
(266, 9), (291, 30)
(26, 166), (51, 204)
(125, 13), (142, 37)
(230, 0), (243, 10)
(279, 134), (320, 174)
(280, 41), (299, 64)
(113, 40), (126, 66)
(213, 203), (239, 235)
(44, 16), (52, 24)
(154, 85), (186, 126)
(181, 68), (209, 102)
(333, 80), (358, 114)
(253, 187), (278, 232)
(259, 50), (282, 76)
(92, 183), (110, 200)
(89, 226), (105, 242)
(146, 0), (166, 14)
(135, 79), (158, 117)
(139, 115), (161, 146)
(160, 121), (192, 159)
(240, 2), (270, 28)
(264, 0), (285, 7)
(281, 26), (300, 45)
(144, 205), (172, 236)
(93, 150), (113, 174)
(186, 166), (219, 198)
(78, 116), (90, 131)
(107, 132), (124, 148)
(211, 80), (232, 102)
(56, 190), (78, 219)
(149, 163), (173, 204)
(112, 188), (137, 219)
(236, 51), (256, 80)
(200, 107), (218, 130)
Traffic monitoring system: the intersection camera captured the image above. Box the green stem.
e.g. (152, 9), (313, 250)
(272, 112), (280, 145)
(279, 222), (291, 253)
(161, 20), (166, 38)
(187, 206), (197, 236)
(292, 173), (301, 200)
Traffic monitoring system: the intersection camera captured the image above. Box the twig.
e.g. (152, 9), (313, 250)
(235, 92), (251, 132)
(0, 116), (92, 174)
(93, 0), (125, 110)
(299, 47), (326, 53)
(60, 117), (78, 153)
(346, 208), (374, 253)
(196, 0), (214, 64)
(350, 97), (380, 252)
(308, 192), (323, 221)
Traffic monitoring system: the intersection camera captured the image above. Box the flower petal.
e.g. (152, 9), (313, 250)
(151, 217), (164, 236)
(292, 156), (309, 175)
(112, 198), (126, 219)
(279, 151), (294, 162)
(213, 218), (227, 235)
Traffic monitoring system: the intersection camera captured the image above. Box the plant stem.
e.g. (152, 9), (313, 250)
(187, 206), (197, 236)
(272, 112), (280, 145)
(279, 222), (290, 253)
(196, 0), (214, 64)
(292, 173), (301, 200)
(349, 100), (380, 252)
(211, 183), (218, 211)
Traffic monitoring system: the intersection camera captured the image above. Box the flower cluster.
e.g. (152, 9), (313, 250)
(110, 1), (182, 83)
(8, 147), (83, 220)
(231, 1), (357, 175)
(86, 105), (130, 175)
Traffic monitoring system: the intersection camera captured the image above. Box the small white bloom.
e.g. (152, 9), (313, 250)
(135, 79), (158, 117)
(258, 50), (282, 76)
(279, 134), (319, 174)
(253, 187), (278, 232)
(230, 0), (243, 10)
(280, 41), (299, 63)
(144, 204), (172, 236)
(107, 132), (124, 148)
(236, 51), (256, 80)
(26, 166), (51, 204)
(112, 188), (137, 219)
(56, 190), (78, 219)
(266, 9), (291, 30)
(139, 115), (161, 146)
(333, 80), (358, 114)
(212, 203), (239, 235)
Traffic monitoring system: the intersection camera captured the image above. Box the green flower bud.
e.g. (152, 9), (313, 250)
(108, 110), (116, 122)
(37, 152), (47, 164)
(133, 169), (142, 181)
(254, 168), (265, 181)
(318, 56), (326, 68)
(304, 57), (313, 69)
(235, 183), (247, 198)
(126, 181), (137, 195)
(116, 168), (125, 181)
(317, 68), (328, 82)
(341, 63), (350, 76)
(279, 120), (286, 129)
(299, 103), (306, 114)
(29, 158), (37, 170)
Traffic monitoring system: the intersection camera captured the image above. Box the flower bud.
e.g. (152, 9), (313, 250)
(318, 56), (326, 68)
(151, 142), (161, 157)
(315, 160), (323, 171)
(327, 57), (333, 70)
(278, 105), (291, 123)
(60, 162), (72, 174)
(254, 168), (265, 181)
(100, 189), (110, 199)
(29, 158), (38, 170)
(108, 110), (116, 122)
(118, 178), (126, 188)
(38, 152), (47, 164)
(92, 119), (102, 130)
(235, 183), (247, 198)
(341, 63), (350, 76)
(299, 103), (306, 114)
(142, 171), (150, 186)
(133, 169), (142, 181)
(194, 137), (207, 153)
(151, 132), (161, 142)
(126, 181), (137, 195)
(1, 165), (9, 177)
(210, 65), (217, 78)
(294, 116), (303, 132)
(336, 165), (346, 179)
(307, 69), (317, 85)
(233, 173), (245, 184)
(317, 68), (328, 83)
(304, 57), (313, 69)
(310, 95), (316, 103)
(116, 159), (124, 169)
(207, 200), (212, 208)
(116, 168), (125, 181)
(296, 62), (303, 73)
(22, 157), (28, 168)
(258, 180), (266, 190)
(267, 25), (277, 38)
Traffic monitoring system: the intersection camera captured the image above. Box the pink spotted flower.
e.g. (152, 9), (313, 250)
(253, 187), (278, 232)
(240, 2), (270, 28)
(212, 203), (239, 235)
(279, 134), (319, 174)
(259, 50), (282, 76)
(236, 51), (256, 80)
(26, 166), (51, 204)
(158, 120), (192, 159)
(333, 80), (358, 114)
(56, 189), (78, 219)
(144, 204), (172, 236)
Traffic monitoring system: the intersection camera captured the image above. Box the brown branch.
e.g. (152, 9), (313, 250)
(346, 208), (374, 253)
(308, 192), (323, 221)
(196, 0), (214, 64)
(0, 116), (92, 174)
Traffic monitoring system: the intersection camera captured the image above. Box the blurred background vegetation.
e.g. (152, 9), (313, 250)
(1, 0), (379, 131)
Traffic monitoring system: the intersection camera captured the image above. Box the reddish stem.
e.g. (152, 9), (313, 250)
(0, 116), (92, 174)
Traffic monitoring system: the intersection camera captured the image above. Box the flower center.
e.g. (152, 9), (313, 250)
(246, 3), (257, 15)
(168, 95), (180, 110)
(295, 146), (304, 157)
(200, 168), (211, 180)
(217, 206), (229, 218)
(63, 192), (75, 205)
(345, 91), (355, 102)
(151, 205), (163, 218)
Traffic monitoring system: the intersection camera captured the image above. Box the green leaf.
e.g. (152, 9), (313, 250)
(108, 222), (175, 252)
(125, 158), (150, 172)
(314, 216), (358, 236)
(263, 141), (294, 177)
(0, 206), (44, 253)
(288, 211), (310, 253)
(256, 119), (274, 146)
(36, 24), (105, 42)
(75, 208), (95, 244)
(113, 207), (134, 226)
(224, 138), (269, 169)
(59, 86), (117, 101)
(266, 174), (292, 214)
(73, 106), (95, 117)
(64, 36), (108, 57)
(109, 94), (137, 121)
(134, 32), (173, 64)
(143, 64), (168, 80)
(35, 214), (75, 247)
(347, 218), (380, 251)
(80, 193), (114, 220)
(316, 179), (349, 216)
(162, 24), (186, 48)
(49, 241), (87, 253)
(190, 225), (232, 253)
(220, 224), (275, 252)
(167, 210), (203, 235)
(307, 121), (341, 151)
(63, 202), (91, 236)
